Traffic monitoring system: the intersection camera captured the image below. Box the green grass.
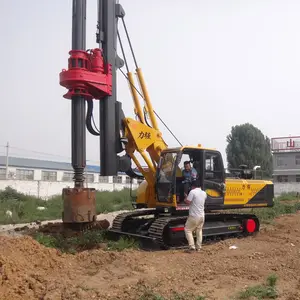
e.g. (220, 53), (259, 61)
(275, 191), (300, 202)
(237, 274), (278, 299)
(33, 230), (139, 253)
(138, 287), (206, 300)
(250, 193), (300, 224)
(0, 187), (300, 227)
(0, 186), (135, 224)
(0, 186), (138, 253)
(95, 188), (134, 213)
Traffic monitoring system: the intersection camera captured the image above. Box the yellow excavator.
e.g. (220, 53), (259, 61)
(59, 0), (274, 249)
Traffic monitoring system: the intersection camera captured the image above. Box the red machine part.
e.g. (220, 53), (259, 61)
(245, 219), (256, 233)
(169, 218), (258, 234)
(59, 48), (112, 100)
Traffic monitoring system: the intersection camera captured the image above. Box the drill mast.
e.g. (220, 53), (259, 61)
(59, 0), (122, 224)
(59, 0), (163, 225)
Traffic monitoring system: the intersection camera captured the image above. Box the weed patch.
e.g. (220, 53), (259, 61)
(0, 186), (135, 225)
(138, 286), (206, 300)
(95, 188), (134, 213)
(252, 197), (300, 223)
(106, 236), (139, 251)
(32, 230), (138, 253)
(276, 191), (300, 202)
(237, 274), (278, 299)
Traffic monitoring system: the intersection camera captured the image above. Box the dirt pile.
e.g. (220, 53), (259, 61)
(0, 235), (131, 300)
(16, 219), (110, 237)
(0, 235), (74, 300)
(1, 213), (300, 299)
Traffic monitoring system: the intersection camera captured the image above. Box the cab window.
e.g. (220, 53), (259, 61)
(205, 152), (224, 182)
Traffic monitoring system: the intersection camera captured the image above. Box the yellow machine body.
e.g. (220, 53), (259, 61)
(134, 145), (274, 210)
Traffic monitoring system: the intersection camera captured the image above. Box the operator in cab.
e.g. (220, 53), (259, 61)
(182, 161), (197, 182)
(178, 161), (198, 202)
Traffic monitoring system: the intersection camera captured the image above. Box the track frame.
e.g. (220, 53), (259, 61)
(108, 209), (260, 250)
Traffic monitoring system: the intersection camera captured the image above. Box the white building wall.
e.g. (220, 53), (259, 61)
(34, 169), (41, 181)
(57, 171), (63, 181)
(274, 182), (300, 196)
(0, 167), (140, 199)
(0, 179), (139, 200)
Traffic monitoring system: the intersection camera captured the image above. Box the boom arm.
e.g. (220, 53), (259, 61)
(117, 19), (168, 184)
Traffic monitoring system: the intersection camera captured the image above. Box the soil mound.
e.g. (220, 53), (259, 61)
(1, 214), (300, 300)
(0, 235), (74, 300)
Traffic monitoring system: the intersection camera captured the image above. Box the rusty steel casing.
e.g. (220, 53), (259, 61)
(62, 187), (97, 223)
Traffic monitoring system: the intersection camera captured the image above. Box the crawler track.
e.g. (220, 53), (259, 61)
(108, 210), (260, 250)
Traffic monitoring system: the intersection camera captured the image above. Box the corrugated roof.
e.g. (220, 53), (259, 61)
(0, 156), (114, 174)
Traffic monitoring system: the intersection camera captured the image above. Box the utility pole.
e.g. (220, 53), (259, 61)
(5, 142), (9, 179)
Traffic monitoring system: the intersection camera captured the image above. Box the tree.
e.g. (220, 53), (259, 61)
(225, 123), (273, 176)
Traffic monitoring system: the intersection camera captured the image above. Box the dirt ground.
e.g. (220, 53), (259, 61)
(1, 212), (300, 300)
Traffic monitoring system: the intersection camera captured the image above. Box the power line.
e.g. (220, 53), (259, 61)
(0, 143), (101, 165)
(8, 146), (72, 160)
(118, 68), (183, 146)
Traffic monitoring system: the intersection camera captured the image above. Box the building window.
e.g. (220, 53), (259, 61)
(296, 155), (300, 165)
(277, 175), (288, 182)
(125, 176), (131, 184)
(16, 169), (34, 180)
(41, 170), (57, 181)
(85, 173), (94, 183)
(0, 168), (5, 180)
(296, 175), (300, 183)
(99, 176), (109, 183)
(113, 176), (122, 183)
(276, 156), (287, 167)
(62, 172), (73, 182)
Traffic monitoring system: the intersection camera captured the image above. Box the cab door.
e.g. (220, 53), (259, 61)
(203, 150), (226, 210)
(155, 152), (178, 204)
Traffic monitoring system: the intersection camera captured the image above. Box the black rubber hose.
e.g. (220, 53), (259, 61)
(86, 100), (100, 136)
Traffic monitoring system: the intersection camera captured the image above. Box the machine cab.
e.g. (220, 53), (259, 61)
(155, 147), (226, 211)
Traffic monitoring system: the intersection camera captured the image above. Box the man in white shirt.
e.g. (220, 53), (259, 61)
(184, 179), (207, 252)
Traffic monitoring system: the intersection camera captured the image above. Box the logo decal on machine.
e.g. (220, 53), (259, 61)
(176, 206), (189, 210)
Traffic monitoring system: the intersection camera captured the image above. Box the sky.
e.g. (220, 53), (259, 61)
(0, 0), (299, 168)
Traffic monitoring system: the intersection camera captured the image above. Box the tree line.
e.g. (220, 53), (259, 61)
(226, 123), (273, 177)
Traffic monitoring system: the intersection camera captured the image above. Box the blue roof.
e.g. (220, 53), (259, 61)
(0, 156), (125, 174)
